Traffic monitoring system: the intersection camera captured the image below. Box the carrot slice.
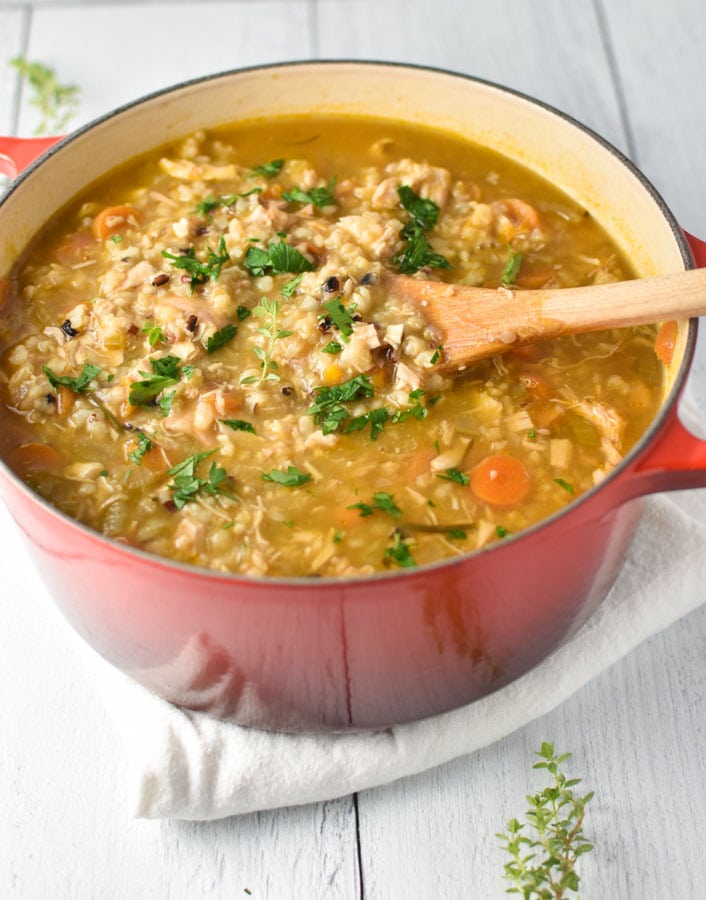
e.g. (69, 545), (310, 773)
(91, 205), (142, 241)
(9, 442), (62, 477)
(55, 386), (75, 418)
(496, 198), (541, 240)
(654, 320), (678, 366)
(518, 371), (552, 402)
(515, 267), (554, 289)
(471, 454), (531, 508)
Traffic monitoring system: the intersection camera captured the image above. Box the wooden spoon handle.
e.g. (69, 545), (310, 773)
(385, 268), (706, 371)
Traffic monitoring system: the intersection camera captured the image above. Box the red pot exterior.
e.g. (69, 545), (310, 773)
(2, 65), (706, 730)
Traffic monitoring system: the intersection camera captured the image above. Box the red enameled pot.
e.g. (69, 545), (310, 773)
(1, 62), (706, 731)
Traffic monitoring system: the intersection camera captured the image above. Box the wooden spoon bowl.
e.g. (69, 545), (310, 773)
(384, 268), (706, 372)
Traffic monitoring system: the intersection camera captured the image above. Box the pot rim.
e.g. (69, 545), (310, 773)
(0, 59), (697, 589)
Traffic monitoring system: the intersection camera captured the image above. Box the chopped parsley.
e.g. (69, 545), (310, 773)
(321, 340), (343, 355)
(281, 273), (304, 299)
(261, 465), (311, 487)
(161, 236), (230, 293)
(205, 323), (238, 354)
(43, 363), (101, 393)
(345, 406), (389, 441)
(501, 247), (523, 285)
(128, 431), (154, 466)
(322, 297), (355, 339)
(307, 374), (375, 434)
(348, 491), (402, 519)
(397, 185), (440, 230)
(243, 240), (316, 277)
(282, 177), (337, 209)
(447, 528), (468, 540)
(385, 531), (416, 568)
(429, 344), (443, 365)
(195, 189), (262, 216)
(496, 525), (511, 538)
(236, 305), (252, 322)
(393, 186), (451, 276)
(142, 323), (165, 347)
(554, 478), (575, 495)
(220, 418), (256, 435)
(436, 467), (470, 486)
(249, 158), (285, 178)
(128, 355), (188, 407)
(168, 451), (235, 508)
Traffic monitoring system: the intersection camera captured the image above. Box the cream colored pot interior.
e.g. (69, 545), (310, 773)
(1, 62), (690, 393)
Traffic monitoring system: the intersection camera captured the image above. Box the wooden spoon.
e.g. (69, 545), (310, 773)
(384, 268), (706, 372)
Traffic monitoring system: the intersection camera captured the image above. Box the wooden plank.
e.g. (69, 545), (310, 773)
(19, 1), (314, 134)
(316, 0), (629, 151)
(0, 502), (360, 899)
(598, 0), (706, 238)
(0, 9), (25, 135)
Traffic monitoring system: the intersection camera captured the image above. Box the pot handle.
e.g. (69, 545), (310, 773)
(0, 135), (62, 179)
(685, 230), (706, 267)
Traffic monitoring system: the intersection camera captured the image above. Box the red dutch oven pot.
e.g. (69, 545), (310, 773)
(1, 62), (706, 731)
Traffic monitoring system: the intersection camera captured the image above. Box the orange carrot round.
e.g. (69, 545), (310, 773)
(654, 320), (678, 366)
(9, 442), (62, 477)
(471, 454), (531, 508)
(91, 205), (142, 241)
(518, 371), (552, 402)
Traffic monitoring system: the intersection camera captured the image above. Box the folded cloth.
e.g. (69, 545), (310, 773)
(99, 488), (706, 821)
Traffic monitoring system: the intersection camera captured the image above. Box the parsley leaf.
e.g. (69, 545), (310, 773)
(142, 323), (165, 347)
(43, 363), (100, 393)
(436, 468), (470, 486)
(308, 374), (375, 434)
(394, 224), (452, 275)
(128, 431), (154, 466)
(554, 478), (575, 495)
(348, 491), (402, 519)
(243, 240), (316, 277)
(283, 177), (337, 209)
(501, 247), (523, 285)
(321, 340), (343, 355)
(220, 418), (256, 435)
(322, 297), (355, 339)
(206, 323), (238, 354)
(384, 530), (416, 568)
(261, 465), (311, 487)
(128, 356), (187, 406)
(161, 236), (230, 293)
(168, 452), (235, 508)
(281, 273), (304, 299)
(397, 185), (440, 230)
(249, 158), (285, 178)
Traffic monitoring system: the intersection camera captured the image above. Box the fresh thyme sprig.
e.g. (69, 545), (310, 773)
(10, 57), (79, 135)
(242, 297), (292, 385)
(497, 742), (594, 899)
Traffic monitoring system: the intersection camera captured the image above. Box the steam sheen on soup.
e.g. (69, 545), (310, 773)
(0, 116), (665, 576)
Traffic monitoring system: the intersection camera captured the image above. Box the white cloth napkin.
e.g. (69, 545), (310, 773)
(99, 482), (706, 821)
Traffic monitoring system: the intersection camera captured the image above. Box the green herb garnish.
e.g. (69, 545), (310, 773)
(128, 355), (186, 406)
(348, 491), (401, 519)
(554, 478), (575, 495)
(429, 344), (443, 365)
(128, 432), (154, 466)
(168, 451), (235, 508)
(447, 528), (468, 540)
(261, 465), (311, 487)
(384, 530), (416, 568)
(322, 297), (356, 339)
(43, 363), (100, 393)
(220, 418), (256, 435)
(436, 468), (470, 486)
(243, 240), (315, 278)
(282, 177), (337, 209)
(496, 525), (511, 538)
(196, 189), (262, 216)
(501, 247), (523, 285)
(308, 374), (375, 434)
(141, 323), (165, 347)
(249, 158), (285, 178)
(281, 273), (304, 299)
(244, 297), (292, 385)
(497, 742), (594, 898)
(10, 57), (79, 135)
(162, 236), (230, 293)
(206, 323), (238, 354)
(393, 186), (451, 276)
(321, 340), (343, 355)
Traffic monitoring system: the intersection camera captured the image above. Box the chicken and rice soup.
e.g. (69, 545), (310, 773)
(0, 116), (665, 577)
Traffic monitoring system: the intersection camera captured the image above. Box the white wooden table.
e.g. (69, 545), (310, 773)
(1, 1), (704, 897)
